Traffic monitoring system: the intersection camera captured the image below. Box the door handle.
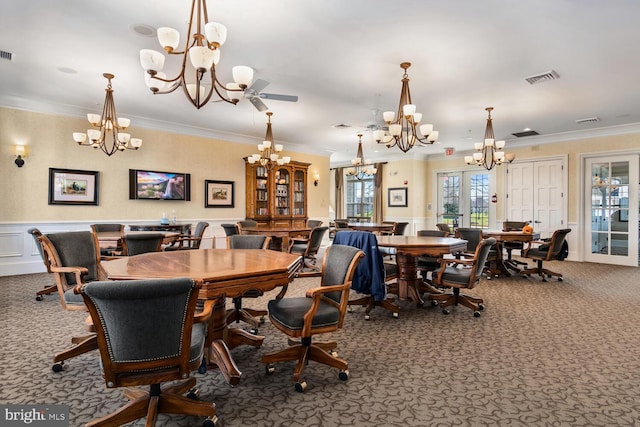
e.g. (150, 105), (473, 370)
(534, 220), (542, 224)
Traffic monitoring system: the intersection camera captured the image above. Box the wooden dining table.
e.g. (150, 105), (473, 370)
(481, 230), (541, 276)
(348, 222), (395, 234)
(239, 226), (311, 251)
(94, 230), (180, 252)
(102, 249), (302, 385)
(376, 235), (467, 306)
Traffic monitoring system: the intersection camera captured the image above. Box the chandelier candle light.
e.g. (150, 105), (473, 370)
(464, 107), (514, 170)
(139, 0), (254, 109)
(373, 62), (439, 153)
(346, 133), (377, 180)
(247, 112), (290, 167)
(72, 73), (142, 157)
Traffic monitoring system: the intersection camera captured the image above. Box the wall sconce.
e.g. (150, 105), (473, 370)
(313, 172), (320, 187)
(14, 145), (27, 167)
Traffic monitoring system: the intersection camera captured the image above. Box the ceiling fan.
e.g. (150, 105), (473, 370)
(243, 79), (298, 112)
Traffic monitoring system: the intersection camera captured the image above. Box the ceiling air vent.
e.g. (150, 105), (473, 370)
(0, 50), (13, 61)
(512, 130), (539, 138)
(524, 70), (559, 85)
(575, 117), (599, 125)
(332, 123), (352, 129)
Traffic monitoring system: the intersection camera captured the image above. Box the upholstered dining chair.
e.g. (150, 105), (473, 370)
(78, 277), (217, 427)
(90, 223), (124, 257)
(416, 229), (448, 286)
(122, 233), (164, 256)
(236, 219), (258, 231)
(502, 221), (529, 267)
(430, 237), (496, 317)
(436, 223), (452, 235)
(164, 221), (209, 251)
(307, 219), (323, 229)
(27, 228), (58, 301)
(226, 234), (271, 331)
(455, 227), (499, 278)
(520, 228), (571, 282)
(288, 226), (328, 273)
(333, 230), (399, 320)
(38, 231), (104, 371)
(261, 244), (364, 392)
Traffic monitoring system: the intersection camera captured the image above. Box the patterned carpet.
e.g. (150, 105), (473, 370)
(1, 258), (639, 427)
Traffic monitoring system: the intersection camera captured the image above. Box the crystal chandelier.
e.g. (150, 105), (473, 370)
(346, 134), (377, 180)
(464, 107), (515, 170)
(72, 73), (142, 156)
(247, 112), (290, 167)
(139, 0), (254, 109)
(373, 62), (439, 153)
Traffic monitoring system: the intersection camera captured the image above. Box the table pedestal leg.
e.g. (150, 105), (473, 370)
(395, 253), (424, 307)
(206, 296), (242, 385)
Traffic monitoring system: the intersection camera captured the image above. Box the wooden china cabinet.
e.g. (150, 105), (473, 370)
(245, 159), (310, 227)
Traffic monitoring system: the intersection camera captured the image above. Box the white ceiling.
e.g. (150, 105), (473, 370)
(2, 0), (640, 166)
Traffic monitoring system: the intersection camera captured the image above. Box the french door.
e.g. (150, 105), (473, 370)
(584, 155), (639, 266)
(505, 159), (565, 239)
(437, 171), (493, 229)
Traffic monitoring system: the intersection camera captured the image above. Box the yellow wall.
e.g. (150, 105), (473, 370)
(0, 107), (330, 222)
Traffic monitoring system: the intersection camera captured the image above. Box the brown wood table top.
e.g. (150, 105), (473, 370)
(102, 249), (302, 385)
(347, 222), (395, 233)
(240, 226), (311, 251)
(376, 235), (468, 305)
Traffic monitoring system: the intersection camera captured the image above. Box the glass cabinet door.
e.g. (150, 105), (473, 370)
(293, 170), (305, 216)
(255, 165), (269, 217)
(274, 168), (290, 216)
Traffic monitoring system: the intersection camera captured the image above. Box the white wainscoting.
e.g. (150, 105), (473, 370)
(0, 219), (244, 277)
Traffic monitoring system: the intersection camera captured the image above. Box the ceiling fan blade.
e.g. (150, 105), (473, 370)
(249, 96), (269, 112)
(260, 93), (299, 102)
(246, 78), (270, 94)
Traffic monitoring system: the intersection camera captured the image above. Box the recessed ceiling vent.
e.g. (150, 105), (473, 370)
(332, 123), (352, 129)
(575, 117), (600, 124)
(512, 130), (539, 137)
(524, 70), (559, 85)
(0, 50), (13, 61)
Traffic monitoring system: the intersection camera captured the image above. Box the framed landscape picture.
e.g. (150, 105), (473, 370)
(48, 168), (99, 205)
(205, 180), (234, 208)
(388, 187), (408, 207)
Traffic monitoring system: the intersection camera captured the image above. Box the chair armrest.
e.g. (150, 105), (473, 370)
(438, 257), (474, 267)
(304, 283), (347, 299)
(300, 282), (351, 336)
(194, 300), (214, 324)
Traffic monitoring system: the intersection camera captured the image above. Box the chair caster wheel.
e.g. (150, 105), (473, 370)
(265, 364), (275, 375)
(558, 277), (563, 282)
(347, 306), (353, 313)
(442, 309), (450, 315)
(186, 388), (200, 399)
(338, 370), (349, 381)
(260, 316), (266, 325)
(364, 314), (370, 321)
(203, 415), (219, 427)
(249, 327), (259, 335)
(52, 362), (64, 372)
(198, 357), (207, 374)
(473, 311), (481, 318)
(36, 295), (43, 301)
(330, 350), (338, 358)
(295, 381), (307, 393)
(478, 304), (484, 311)
(430, 300), (439, 307)
(392, 312), (399, 318)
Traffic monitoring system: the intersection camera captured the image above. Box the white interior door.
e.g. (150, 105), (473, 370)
(506, 159), (565, 239)
(584, 155), (639, 266)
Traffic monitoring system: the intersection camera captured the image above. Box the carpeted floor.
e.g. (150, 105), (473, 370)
(1, 258), (639, 426)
